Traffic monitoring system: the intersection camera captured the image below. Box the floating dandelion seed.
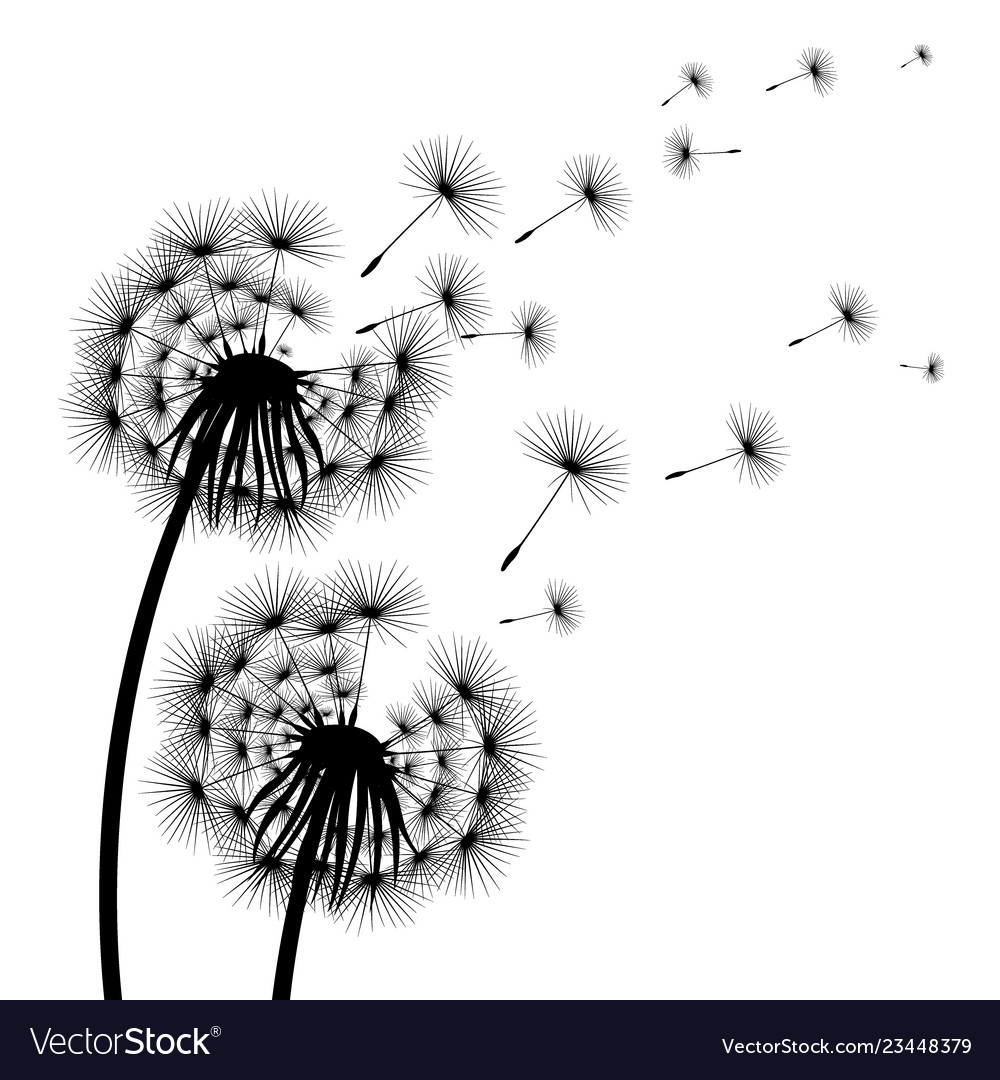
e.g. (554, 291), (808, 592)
(148, 569), (537, 998)
(663, 126), (741, 179)
(65, 193), (451, 999)
(662, 61), (714, 106)
(515, 155), (630, 244)
(902, 44), (933, 68)
(500, 410), (629, 571)
(766, 47), (837, 95)
(666, 405), (788, 487)
(361, 137), (503, 277)
(356, 254), (488, 342)
(461, 302), (557, 367)
(900, 352), (944, 383)
(788, 283), (878, 347)
(500, 580), (583, 637)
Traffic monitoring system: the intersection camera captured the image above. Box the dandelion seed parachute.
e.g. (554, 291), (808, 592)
(515, 156), (630, 243)
(766, 47), (837, 95)
(361, 136), (503, 277)
(788, 284), (878, 348)
(500, 410), (629, 570)
(500, 579), (584, 636)
(901, 44), (933, 68)
(665, 405), (788, 486)
(900, 352), (944, 383)
(357, 254), (488, 343)
(662, 61), (714, 106)
(461, 301), (557, 367)
(663, 126), (741, 179)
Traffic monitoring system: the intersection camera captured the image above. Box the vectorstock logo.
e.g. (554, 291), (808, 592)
(30, 1026), (219, 1056)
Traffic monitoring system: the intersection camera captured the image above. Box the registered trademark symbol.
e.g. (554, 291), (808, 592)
(211, 1026), (222, 1037)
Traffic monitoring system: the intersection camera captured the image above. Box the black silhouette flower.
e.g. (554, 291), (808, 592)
(515, 156), (630, 243)
(148, 568), (537, 998)
(666, 404), (788, 486)
(501, 410), (629, 570)
(65, 193), (450, 998)
(361, 136), (503, 276)
(501, 580), (583, 637)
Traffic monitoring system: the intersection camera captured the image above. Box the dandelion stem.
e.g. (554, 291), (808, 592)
(698, 150), (742, 155)
(356, 300), (437, 335)
(899, 364), (922, 369)
(788, 320), (839, 347)
(501, 474), (568, 571)
(100, 473), (201, 999)
(665, 451), (740, 480)
(361, 198), (440, 278)
(515, 199), (583, 244)
(900, 57), (918, 68)
(460, 331), (518, 341)
(499, 611), (546, 624)
(766, 71), (810, 91)
(272, 776), (333, 999)
(662, 81), (692, 106)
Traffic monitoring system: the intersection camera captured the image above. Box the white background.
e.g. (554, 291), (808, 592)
(1, 0), (996, 999)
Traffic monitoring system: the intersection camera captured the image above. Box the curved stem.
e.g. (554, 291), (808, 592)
(99, 477), (199, 999)
(665, 450), (739, 481)
(272, 777), (333, 1000)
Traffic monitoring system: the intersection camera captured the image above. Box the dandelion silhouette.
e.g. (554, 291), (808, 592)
(788, 283), (878, 347)
(665, 405), (787, 486)
(514, 155), (630, 244)
(356, 254), (488, 342)
(663, 126), (741, 179)
(500, 410), (628, 571)
(766, 47), (837, 95)
(147, 567), (537, 999)
(500, 580), (583, 637)
(360, 137), (503, 277)
(662, 61), (714, 106)
(461, 302), (557, 367)
(65, 194), (450, 998)
(901, 44), (933, 68)
(900, 352), (944, 383)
